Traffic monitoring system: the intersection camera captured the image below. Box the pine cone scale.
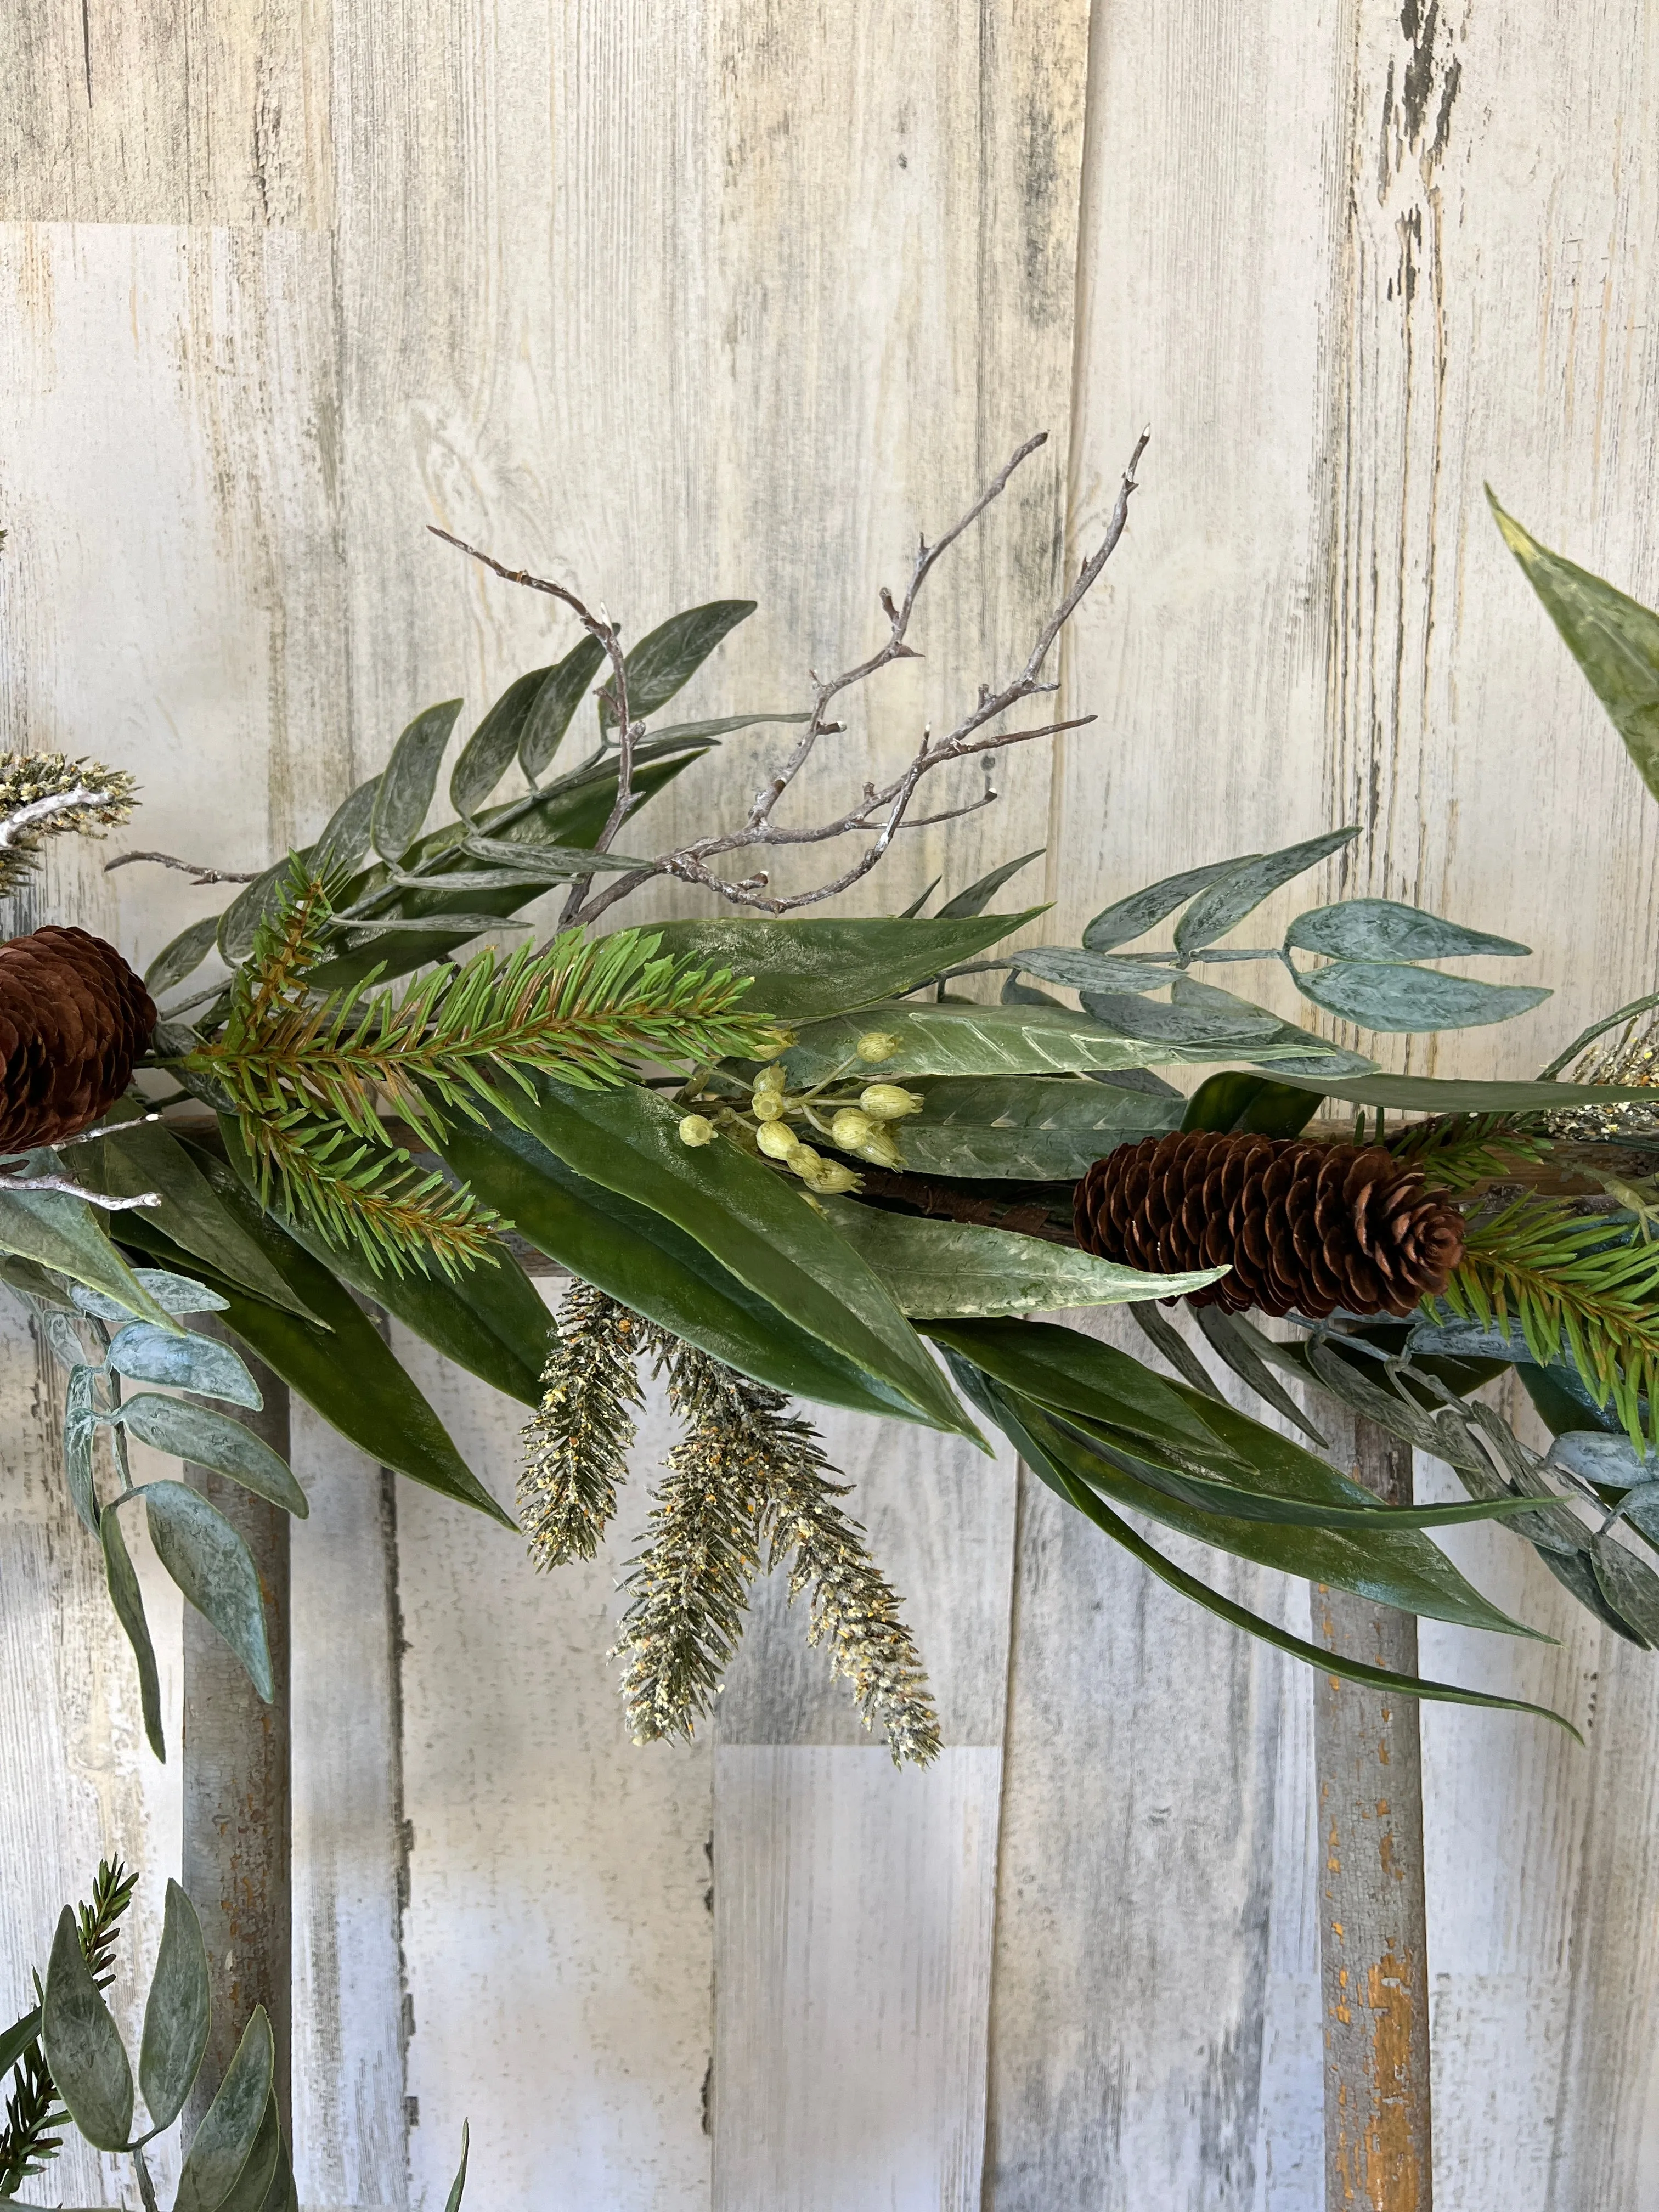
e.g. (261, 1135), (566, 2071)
(1074, 1129), (1466, 1322)
(0, 928), (155, 1153)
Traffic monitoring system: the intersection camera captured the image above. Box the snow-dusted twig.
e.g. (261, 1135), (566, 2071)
(0, 1171), (161, 1209)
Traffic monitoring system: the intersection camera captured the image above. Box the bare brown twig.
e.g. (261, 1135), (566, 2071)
(435, 427), (1149, 920)
(105, 851), (260, 885)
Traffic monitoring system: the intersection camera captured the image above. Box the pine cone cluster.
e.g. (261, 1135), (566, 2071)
(0, 927), (155, 1153)
(1074, 1130), (1465, 1319)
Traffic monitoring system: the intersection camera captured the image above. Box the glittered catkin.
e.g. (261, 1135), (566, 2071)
(519, 1282), (644, 1566)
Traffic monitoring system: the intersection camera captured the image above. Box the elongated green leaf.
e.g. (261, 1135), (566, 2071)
(819, 1199), (1225, 1317)
(896, 1074), (1180, 1179)
(1263, 1069), (1655, 1113)
(108, 1323), (261, 1407)
(1591, 1534), (1659, 1646)
(936, 848), (1046, 919)
(373, 701), (463, 861)
(1081, 859), (1245, 951)
(1190, 1306), (1328, 1445)
(115, 1163), (512, 1526)
(0, 2007), (40, 2076)
(520, 637), (607, 781)
(644, 911), (1045, 1024)
(969, 1374), (1577, 1735)
(145, 914), (223, 997)
(140, 1882), (210, 2131)
(41, 1907), (133, 2151)
(602, 599), (756, 726)
(218, 845), (314, 967)
(646, 710), (810, 744)
(102, 1503), (165, 1759)
(0, 1169), (174, 1329)
(118, 1395), (308, 1517)
(1128, 1297), (1227, 1398)
(1174, 828), (1359, 953)
(1537, 989), (1659, 1079)
(1018, 948), (1182, 995)
(145, 1480), (273, 1701)
(310, 777), (383, 883)
(445, 2120), (471, 2211)
(1285, 899), (1530, 962)
(785, 1002), (1168, 1084)
(211, 2088), (283, 2212)
(65, 1364), (101, 1535)
(1547, 1430), (1656, 1486)
(435, 1111), (918, 1420)
(1489, 490), (1659, 800)
(1181, 1071), (1320, 1138)
(1294, 960), (1551, 1032)
(451, 675), (544, 819)
(258, 2123), (298, 2212)
(1074, 985), (1280, 1046)
(174, 2008), (274, 2212)
(70, 1120), (321, 1321)
(511, 1077), (976, 1438)
(74, 1269), (230, 1321)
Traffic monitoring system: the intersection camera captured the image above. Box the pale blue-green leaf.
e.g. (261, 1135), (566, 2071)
(783, 1001), (1170, 1083)
(1285, 898), (1531, 962)
(602, 600), (757, 727)
(445, 2121), (471, 2211)
(1547, 1432), (1657, 1486)
(936, 847), (1046, 919)
(174, 2008), (274, 2212)
(139, 1882), (210, 2131)
(896, 1074), (1182, 1179)
(0, 1171), (175, 1328)
(64, 1364), (101, 1535)
(1406, 1313), (1538, 1364)
(1489, 489), (1659, 801)
(211, 2088), (283, 2212)
(145, 1481), (273, 1702)
(452, 675), (541, 819)
(73, 1269), (230, 1322)
(102, 1504), (165, 1758)
(1018, 947), (1181, 995)
(108, 1323), (261, 1408)
(454, 834), (650, 875)
(1294, 961), (1551, 1032)
(310, 777), (382, 882)
(373, 701), (462, 861)
(41, 1907), (133, 2151)
(1174, 827), (1360, 953)
(1591, 1536), (1659, 1646)
(520, 637), (606, 780)
(117, 1395), (307, 1517)
(818, 1201), (1226, 1316)
(217, 845), (314, 967)
(1081, 858), (1245, 951)
(145, 915), (223, 997)
(1074, 985), (1281, 1045)
(646, 912), (1042, 1024)
(1190, 1306), (1329, 1447)
(645, 710), (809, 743)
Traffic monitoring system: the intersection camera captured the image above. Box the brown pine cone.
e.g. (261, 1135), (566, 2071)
(0, 927), (156, 1153)
(1074, 1130), (1465, 1320)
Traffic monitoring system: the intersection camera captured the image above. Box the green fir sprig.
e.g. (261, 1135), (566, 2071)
(1385, 1111), (1553, 1193)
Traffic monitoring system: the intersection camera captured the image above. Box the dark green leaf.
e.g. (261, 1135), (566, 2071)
(1018, 947), (1181, 994)
(1285, 899), (1530, 962)
(1294, 961), (1551, 1032)
(1173, 828), (1360, 953)
(310, 777), (383, 883)
(101, 1505), (165, 1759)
(145, 1480), (273, 1701)
(1128, 1299), (1226, 1400)
(0, 1167), (176, 1328)
(509, 1077), (976, 1438)
(139, 1882), (210, 2131)
(602, 600), (756, 727)
(70, 1120), (321, 1322)
(74, 1268), (230, 1321)
(65, 1365), (101, 1535)
(898, 877), (940, 919)
(145, 915), (223, 998)
(108, 1323), (261, 1407)
(972, 1375), (1577, 1736)
(1489, 490), (1659, 800)
(117, 1158), (512, 1526)
(1190, 1306), (1328, 1444)
(1262, 1069), (1655, 1114)
(1081, 859), (1245, 951)
(936, 848), (1046, 919)
(373, 702), (463, 861)
(520, 638), (607, 781)
(451, 675), (545, 819)
(643, 911), (1046, 1024)
(645, 710), (810, 744)
(1181, 1072), (1321, 1137)
(434, 1112), (917, 1420)
(41, 1907), (133, 2151)
(117, 1395), (308, 1517)
(1538, 989), (1659, 1079)
(817, 1199), (1224, 1316)
(0, 2007), (40, 2077)
(445, 2121), (471, 2212)
(174, 2007), (273, 2212)
(897, 1073), (1180, 1179)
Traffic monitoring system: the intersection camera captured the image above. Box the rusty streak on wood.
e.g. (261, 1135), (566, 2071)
(1316, 1412), (1433, 2211)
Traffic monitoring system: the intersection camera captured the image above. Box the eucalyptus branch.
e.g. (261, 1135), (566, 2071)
(434, 428), (1149, 922)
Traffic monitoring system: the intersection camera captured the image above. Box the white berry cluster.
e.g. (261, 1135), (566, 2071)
(677, 1029), (924, 1197)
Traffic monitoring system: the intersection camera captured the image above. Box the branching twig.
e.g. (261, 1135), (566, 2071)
(435, 428), (1150, 921)
(0, 1171), (161, 1209)
(104, 850), (260, 885)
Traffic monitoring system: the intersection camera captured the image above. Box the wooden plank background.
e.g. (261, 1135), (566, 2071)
(2, 2), (1658, 2204)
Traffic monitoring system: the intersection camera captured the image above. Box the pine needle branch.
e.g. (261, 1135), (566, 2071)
(1385, 1111), (1553, 1192)
(520, 1283), (642, 1564)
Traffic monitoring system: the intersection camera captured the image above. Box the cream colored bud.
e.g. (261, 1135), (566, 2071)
(859, 1082), (923, 1121)
(752, 1090), (788, 1121)
(678, 1114), (716, 1148)
(788, 1144), (823, 1178)
(854, 1128), (904, 1171)
(753, 1060), (787, 1093)
(830, 1108), (877, 1150)
(752, 1030), (795, 1062)
(757, 1121), (802, 1161)
(855, 1030), (903, 1063)
(804, 1159), (860, 1195)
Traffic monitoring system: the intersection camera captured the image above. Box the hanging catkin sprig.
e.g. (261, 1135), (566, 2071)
(520, 1283), (645, 1564)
